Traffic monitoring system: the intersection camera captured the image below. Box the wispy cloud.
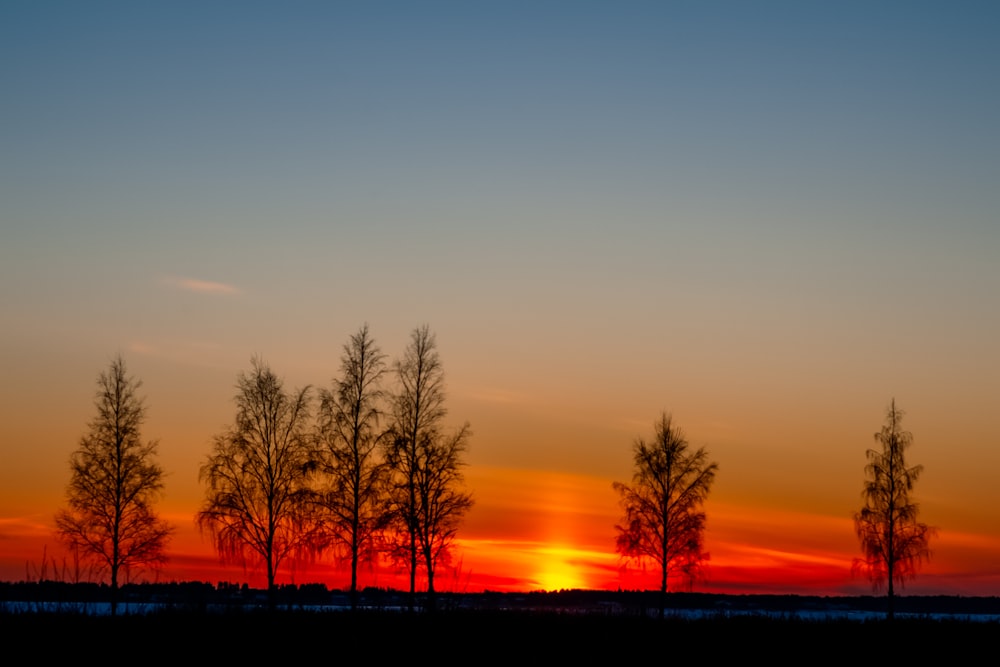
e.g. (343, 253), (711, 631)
(466, 387), (529, 405)
(162, 276), (240, 295)
(127, 341), (158, 356)
(0, 515), (52, 539)
(127, 339), (228, 367)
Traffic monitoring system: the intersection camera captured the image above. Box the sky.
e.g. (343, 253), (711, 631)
(2, 1), (999, 596)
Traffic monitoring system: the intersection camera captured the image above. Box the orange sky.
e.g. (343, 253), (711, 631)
(1, 335), (998, 596)
(4, 440), (999, 596)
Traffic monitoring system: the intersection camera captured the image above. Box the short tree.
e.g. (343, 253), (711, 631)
(197, 358), (318, 601)
(412, 423), (473, 604)
(854, 398), (934, 620)
(316, 324), (388, 610)
(55, 355), (172, 616)
(385, 325), (473, 609)
(613, 412), (718, 616)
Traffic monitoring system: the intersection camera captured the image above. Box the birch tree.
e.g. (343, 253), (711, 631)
(613, 412), (717, 616)
(316, 324), (388, 610)
(385, 325), (472, 610)
(854, 398), (934, 620)
(197, 358), (317, 601)
(55, 355), (172, 616)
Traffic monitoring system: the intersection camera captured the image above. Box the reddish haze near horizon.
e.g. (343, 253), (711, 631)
(4, 454), (998, 597)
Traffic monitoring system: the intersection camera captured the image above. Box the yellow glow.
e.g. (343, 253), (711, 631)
(531, 545), (591, 591)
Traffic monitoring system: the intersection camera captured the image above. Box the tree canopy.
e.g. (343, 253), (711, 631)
(55, 355), (172, 615)
(197, 358), (318, 598)
(854, 399), (934, 619)
(614, 412), (717, 612)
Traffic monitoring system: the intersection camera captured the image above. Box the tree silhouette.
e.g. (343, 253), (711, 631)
(412, 422), (473, 605)
(55, 355), (172, 616)
(197, 358), (318, 603)
(854, 398), (934, 620)
(385, 325), (473, 610)
(613, 412), (717, 616)
(316, 324), (388, 610)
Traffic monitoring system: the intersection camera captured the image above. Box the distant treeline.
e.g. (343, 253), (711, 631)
(4, 581), (1000, 616)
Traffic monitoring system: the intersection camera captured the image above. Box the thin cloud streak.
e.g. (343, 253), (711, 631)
(465, 387), (530, 405)
(125, 339), (231, 368)
(162, 276), (240, 295)
(0, 516), (52, 539)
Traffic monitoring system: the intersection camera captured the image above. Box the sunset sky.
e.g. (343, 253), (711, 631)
(2, 2), (999, 596)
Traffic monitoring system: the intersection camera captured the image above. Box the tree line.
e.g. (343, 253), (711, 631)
(57, 324), (472, 614)
(55, 328), (932, 619)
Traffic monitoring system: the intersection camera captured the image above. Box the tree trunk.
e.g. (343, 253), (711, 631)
(110, 563), (119, 617)
(887, 564), (895, 621)
(887, 471), (895, 621)
(659, 525), (668, 619)
(350, 549), (359, 612)
(427, 565), (436, 612)
(267, 556), (276, 610)
(408, 529), (417, 612)
(350, 488), (360, 611)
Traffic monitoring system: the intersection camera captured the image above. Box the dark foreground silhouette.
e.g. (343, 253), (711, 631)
(2, 606), (998, 662)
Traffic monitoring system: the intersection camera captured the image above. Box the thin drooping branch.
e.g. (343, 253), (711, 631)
(197, 358), (319, 599)
(853, 398), (934, 620)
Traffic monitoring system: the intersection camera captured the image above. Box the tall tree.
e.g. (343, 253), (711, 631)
(613, 412), (717, 616)
(385, 325), (472, 609)
(55, 355), (172, 616)
(316, 324), (388, 610)
(197, 358), (317, 601)
(854, 398), (934, 620)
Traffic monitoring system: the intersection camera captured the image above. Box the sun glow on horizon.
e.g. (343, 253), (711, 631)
(530, 545), (597, 592)
(454, 538), (617, 592)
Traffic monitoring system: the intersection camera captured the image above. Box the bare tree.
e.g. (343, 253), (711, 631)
(55, 355), (172, 616)
(413, 423), (473, 604)
(854, 398), (934, 620)
(197, 358), (318, 602)
(316, 324), (388, 610)
(385, 325), (473, 609)
(613, 412), (717, 616)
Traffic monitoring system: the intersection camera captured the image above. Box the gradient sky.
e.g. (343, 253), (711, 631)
(2, 1), (999, 596)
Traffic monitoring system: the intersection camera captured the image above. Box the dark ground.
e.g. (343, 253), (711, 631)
(2, 606), (998, 662)
(4, 584), (1000, 661)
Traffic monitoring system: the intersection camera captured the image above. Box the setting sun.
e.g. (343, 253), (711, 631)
(531, 546), (593, 592)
